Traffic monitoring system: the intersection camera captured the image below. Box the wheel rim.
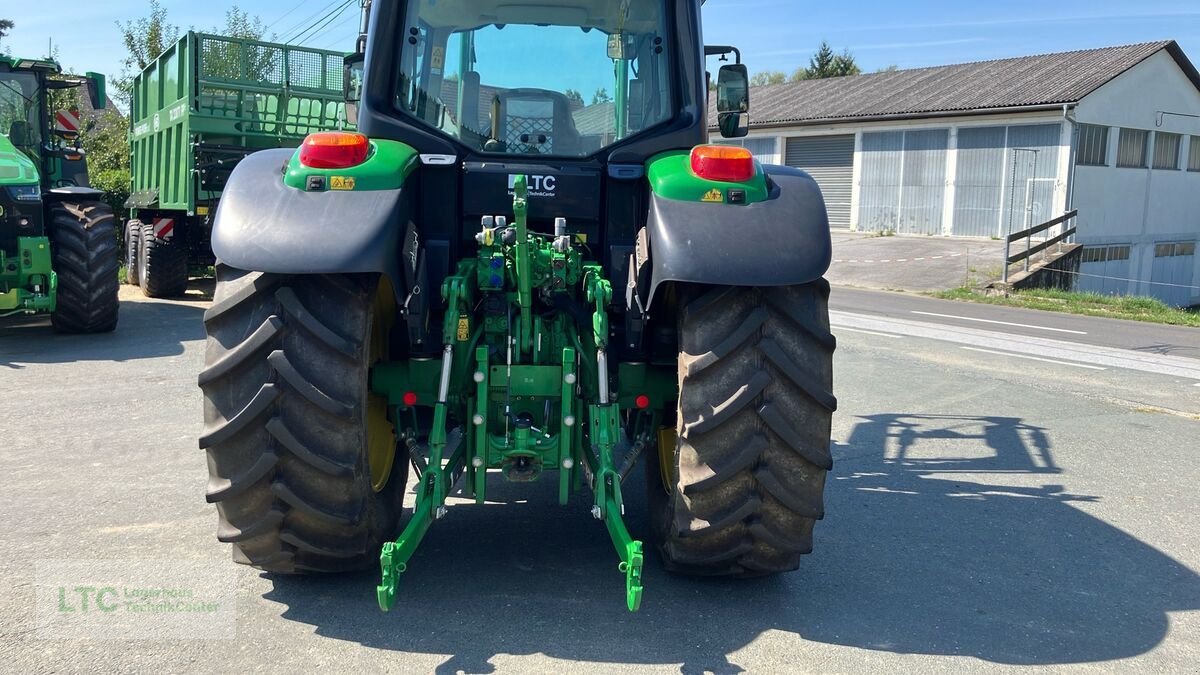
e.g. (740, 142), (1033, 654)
(367, 277), (398, 492)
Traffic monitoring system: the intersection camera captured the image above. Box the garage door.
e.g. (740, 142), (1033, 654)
(1077, 244), (1131, 296)
(785, 135), (854, 228)
(1150, 241), (1197, 307)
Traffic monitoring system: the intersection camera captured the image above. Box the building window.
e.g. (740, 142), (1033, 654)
(1189, 136), (1200, 172)
(1153, 132), (1181, 170)
(1116, 129), (1149, 168)
(1081, 245), (1131, 264)
(1076, 124), (1109, 166)
(1155, 242), (1196, 257)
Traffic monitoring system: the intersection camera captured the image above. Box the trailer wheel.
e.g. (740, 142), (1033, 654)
(49, 201), (119, 334)
(124, 219), (142, 286)
(199, 266), (408, 573)
(138, 220), (189, 298)
(648, 283), (836, 576)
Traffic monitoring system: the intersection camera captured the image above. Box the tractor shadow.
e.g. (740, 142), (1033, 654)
(0, 296), (205, 367)
(262, 413), (1200, 672)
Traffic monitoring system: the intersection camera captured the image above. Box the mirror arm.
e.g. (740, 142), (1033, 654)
(704, 45), (742, 64)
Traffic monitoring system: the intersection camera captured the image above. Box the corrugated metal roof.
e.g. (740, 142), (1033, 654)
(709, 41), (1200, 128)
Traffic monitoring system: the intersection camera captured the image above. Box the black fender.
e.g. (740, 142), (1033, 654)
(211, 148), (409, 288)
(639, 165), (831, 310)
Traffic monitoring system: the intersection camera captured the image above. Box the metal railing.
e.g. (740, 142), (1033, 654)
(1002, 209), (1078, 284)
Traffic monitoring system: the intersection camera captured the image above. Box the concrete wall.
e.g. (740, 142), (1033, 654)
(1072, 50), (1200, 305)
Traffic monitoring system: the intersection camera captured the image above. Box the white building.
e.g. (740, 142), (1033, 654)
(714, 41), (1200, 306)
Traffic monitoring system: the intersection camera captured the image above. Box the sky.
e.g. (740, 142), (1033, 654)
(1, 0), (1198, 85)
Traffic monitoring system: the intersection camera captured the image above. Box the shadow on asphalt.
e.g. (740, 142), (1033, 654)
(0, 298), (205, 368)
(260, 414), (1200, 672)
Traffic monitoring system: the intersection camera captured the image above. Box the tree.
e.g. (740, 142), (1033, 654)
(832, 49), (862, 77)
(204, 7), (275, 81)
(592, 88), (611, 105)
(0, 19), (13, 46)
(807, 41), (838, 78)
(114, 0), (180, 106)
(564, 89), (584, 106)
(781, 41), (862, 81)
(876, 65), (900, 74)
(750, 71), (787, 87)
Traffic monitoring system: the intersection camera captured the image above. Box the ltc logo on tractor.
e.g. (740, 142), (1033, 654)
(508, 174), (556, 198)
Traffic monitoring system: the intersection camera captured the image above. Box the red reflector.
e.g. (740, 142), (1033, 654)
(402, 391), (418, 407)
(299, 132), (370, 169)
(635, 394), (651, 410)
(690, 145), (755, 183)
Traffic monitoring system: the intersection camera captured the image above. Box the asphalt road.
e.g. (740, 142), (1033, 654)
(1, 286), (1198, 673)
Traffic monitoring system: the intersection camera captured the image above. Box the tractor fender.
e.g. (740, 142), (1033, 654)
(211, 148), (408, 287)
(642, 165), (832, 308)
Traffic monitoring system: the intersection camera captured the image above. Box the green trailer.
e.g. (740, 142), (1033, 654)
(125, 32), (347, 297)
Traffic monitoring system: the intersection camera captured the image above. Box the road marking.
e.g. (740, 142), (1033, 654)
(831, 309), (1200, 380)
(837, 327), (904, 339)
(911, 310), (1088, 335)
(960, 346), (1106, 370)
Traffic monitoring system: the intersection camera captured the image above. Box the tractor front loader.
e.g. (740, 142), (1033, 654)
(199, 0), (836, 612)
(1, 56), (117, 332)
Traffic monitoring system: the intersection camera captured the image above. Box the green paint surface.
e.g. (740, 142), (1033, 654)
(646, 149), (770, 204)
(283, 139), (420, 192)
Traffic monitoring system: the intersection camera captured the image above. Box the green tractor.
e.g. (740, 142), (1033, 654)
(200, 0), (836, 612)
(0, 56), (118, 332)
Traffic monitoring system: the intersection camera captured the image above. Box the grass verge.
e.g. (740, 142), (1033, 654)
(931, 287), (1200, 328)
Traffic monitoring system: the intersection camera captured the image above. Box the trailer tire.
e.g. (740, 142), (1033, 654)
(124, 219), (142, 286)
(199, 266), (408, 573)
(139, 220), (189, 298)
(49, 201), (119, 334)
(649, 283), (836, 576)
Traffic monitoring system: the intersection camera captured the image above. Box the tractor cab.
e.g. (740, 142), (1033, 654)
(348, 0), (750, 327)
(0, 56), (107, 198)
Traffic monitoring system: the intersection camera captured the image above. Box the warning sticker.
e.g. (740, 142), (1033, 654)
(701, 188), (724, 203)
(431, 46), (445, 71)
(330, 176), (356, 191)
(456, 316), (470, 342)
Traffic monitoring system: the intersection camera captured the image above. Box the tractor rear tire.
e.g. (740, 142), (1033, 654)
(138, 220), (189, 298)
(199, 266), (407, 573)
(650, 283), (837, 576)
(124, 219), (142, 286)
(49, 201), (119, 334)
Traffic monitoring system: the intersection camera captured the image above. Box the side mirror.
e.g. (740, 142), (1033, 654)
(607, 33), (634, 60)
(85, 71), (106, 110)
(343, 53), (365, 126)
(716, 64), (749, 139)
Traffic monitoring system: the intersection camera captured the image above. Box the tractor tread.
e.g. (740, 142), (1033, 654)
(197, 315), (283, 386)
(138, 221), (189, 298)
(48, 201), (119, 334)
(203, 272), (281, 323)
(652, 283), (835, 577)
(198, 383), (280, 447)
(683, 307), (768, 377)
(266, 417), (355, 476)
(267, 350), (355, 417)
(205, 450), (277, 503)
(200, 269), (406, 574)
(216, 508), (285, 543)
(276, 288), (359, 358)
